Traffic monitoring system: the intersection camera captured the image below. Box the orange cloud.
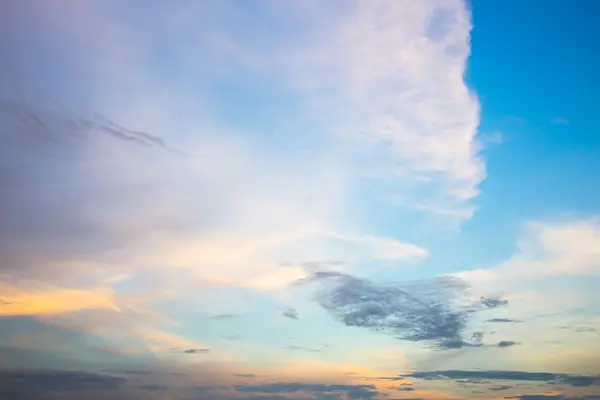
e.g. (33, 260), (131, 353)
(0, 283), (119, 316)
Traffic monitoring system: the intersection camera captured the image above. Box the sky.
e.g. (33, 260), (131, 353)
(0, 1), (599, 399)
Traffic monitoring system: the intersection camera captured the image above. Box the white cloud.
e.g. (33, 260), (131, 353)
(2, 0), (479, 297)
(453, 218), (600, 322)
(265, 0), (484, 217)
(457, 217), (600, 287)
(21, 0), (482, 222)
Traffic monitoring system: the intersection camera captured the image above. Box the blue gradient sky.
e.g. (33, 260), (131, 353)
(0, 1), (599, 399)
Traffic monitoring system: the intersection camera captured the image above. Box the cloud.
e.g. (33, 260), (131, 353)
(480, 296), (509, 309)
(486, 318), (523, 324)
(282, 308), (299, 320)
(457, 218), (600, 285)
(180, 348), (211, 355)
(490, 385), (513, 391)
(497, 341), (519, 348)
(234, 382), (379, 399)
(234, 373), (256, 379)
(284, 346), (321, 353)
(138, 384), (168, 391)
(134, 329), (210, 355)
(0, 283), (119, 316)
(400, 370), (600, 388)
(298, 270), (509, 350)
(0, 8), (482, 369)
(271, 0), (484, 220)
(0, 84), (429, 295)
(210, 314), (237, 321)
(0, 369), (126, 392)
(505, 395), (566, 400)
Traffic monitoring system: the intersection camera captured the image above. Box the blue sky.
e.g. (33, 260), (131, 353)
(0, 1), (599, 399)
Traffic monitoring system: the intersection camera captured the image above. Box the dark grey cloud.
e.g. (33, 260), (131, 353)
(92, 114), (190, 156)
(574, 327), (599, 333)
(234, 373), (256, 378)
(284, 345), (321, 353)
(394, 386), (415, 391)
(486, 318), (523, 324)
(167, 347), (211, 355)
(497, 341), (519, 348)
(559, 326), (599, 334)
(234, 382), (379, 399)
(240, 396), (291, 400)
(138, 384), (168, 391)
(435, 338), (484, 351)
(297, 270), (510, 350)
(181, 348), (211, 354)
(489, 385), (513, 391)
(390, 397), (427, 400)
(480, 296), (509, 309)
(282, 308), (299, 320)
(0, 369), (126, 392)
(399, 370), (600, 388)
(505, 395), (566, 400)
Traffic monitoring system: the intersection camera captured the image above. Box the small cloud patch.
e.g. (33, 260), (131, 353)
(282, 308), (299, 320)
